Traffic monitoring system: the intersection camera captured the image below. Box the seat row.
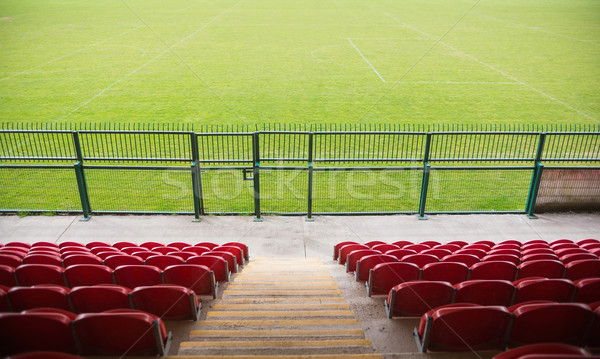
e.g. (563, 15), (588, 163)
(0, 263), (217, 297)
(334, 239), (600, 259)
(362, 257), (600, 296)
(413, 302), (600, 353)
(0, 243), (246, 271)
(384, 277), (600, 318)
(336, 242), (599, 271)
(0, 308), (171, 357)
(492, 343), (595, 359)
(0, 284), (200, 321)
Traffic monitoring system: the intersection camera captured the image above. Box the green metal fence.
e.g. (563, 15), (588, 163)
(1, 123), (599, 220)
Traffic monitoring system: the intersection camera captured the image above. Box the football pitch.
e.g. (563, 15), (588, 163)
(0, 0), (599, 127)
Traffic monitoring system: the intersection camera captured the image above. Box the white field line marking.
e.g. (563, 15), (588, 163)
(60, 0), (244, 120)
(347, 38), (386, 82)
(359, 1), (598, 121)
(0, 25), (144, 82)
(348, 38), (518, 85)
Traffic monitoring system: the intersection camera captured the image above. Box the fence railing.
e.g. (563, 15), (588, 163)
(1, 123), (599, 220)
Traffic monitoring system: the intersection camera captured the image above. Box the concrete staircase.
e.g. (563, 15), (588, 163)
(175, 257), (382, 358)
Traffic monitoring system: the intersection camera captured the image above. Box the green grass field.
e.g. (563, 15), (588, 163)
(1, 0), (599, 126)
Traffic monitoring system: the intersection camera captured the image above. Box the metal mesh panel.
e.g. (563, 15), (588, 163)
(426, 168), (532, 212)
(429, 133), (539, 163)
(312, 169), (422, 213)
(85, 168), (194, 213)
(80, 132), (192, 163)
(0, 131), (76, 161)
(313, 133), (425, 165)
(260, 169), (308, 214)
(197, 134), (253, 165)
(200, 168), (254, 214)
(536, 168), (600, 212)
(0, 167), (80, 211)
(542, 134), (600, 164)
(260, 133), (309, 164)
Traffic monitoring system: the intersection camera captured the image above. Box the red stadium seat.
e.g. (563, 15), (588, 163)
(564, 259), (600, 281)
(415, 304), (512, 353)
(508, 302), (594, 347)
(462, 243), (491, 252)
(403, 244), (430, 253)
(88, 247), (117, 255)
(454, 248), (486, 259)
(0, 312), (76, 356)
(391, 240), (413, 248)
(483, 254), (521, 266)
(84, 242), (111, 249)
(420, 248), (453, 259)
(0, 254), (22, 268)
(473, 240), (496, 247)
(139, 242), (165, 250)
(113, 265), (163, 289)
(144, 255), (184, 270)
(4, 242), (31, 250)
(14, 264), (65, 286)
(355, 254), (397, 282)
(384, 248), (417, 260)
(195, 242), (219, 250)
(492, 243), (521, 251)
(491, 343), (591, 359)
(68, 285), (131, 313)
(385, 280), (454, 318)
(339, 244), (370, 265)
(121, 246), (147, 255)
(222, 242), (249, 261)
(550, 239), (575, 247)
(401, 254), (439, 268)
(345, 249), (379, 273)
(168, 251), (197, 261)
(0, 285), (9, 312)
(420, 241), (442, 248)
(182, 246), (212, 256)
(522, 242), (550, 250)
(8, 351), (85, 359)
(521, 253), (559, 262)
(62, 254), (102, 267)
(0, 265), (16, 287)
(446, 240), (468, 248)
(421, 262), (469, 284)
(112, 242), (138, 250)
(588, 305), (600, 348)
(521, 248), (555, 256)
(63, 265), (113, 287)
(364, 241), (386, 248)
(186, 255), (230, 282)
(573, 278), (600, 303)
(71, 310), (171, 356)
(7, 285), (70, 311)
(371, 244), (400, 254)
(577, 238), (600, 246)
(103, 254), (143, 269)
(163, 264), (216, 299)
(208, 251), (238, 273)
(441, 254), (480, 267)
(513, 278), (576, 304)
(168, 242), (192, 251)
(470, 261), (518, 281)
(131, 284), (200, 320)
(454, 279), (516, 306)
(58, 242), (85, 249)
(131, 251), (160, 259)
(488, 248), (521, 257)
(151, 246), (180, 255)
(367, 262), (421, 297)
(432, 244), (461, 252)
(516, 259), (565, 279)
(560, 253), (598, 264)
(555, 248), (589, 257)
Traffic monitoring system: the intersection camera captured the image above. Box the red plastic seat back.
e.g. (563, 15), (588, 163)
(574, 277), (600, 303)
(186, 255), (229, 282)
(388, 280), (454, 317)
(369, 262), (420, 296)
(517, 260), (565, 279)
(113, 265), (163, 289)
(356, 254), (397, 282)
(491, 343), (592, 359)
(371, 244), (400, 254)
(72, 311), (168, 356)
(513, 278), (576, 304)
(470, 260), (518, 281)
(565, 259), (600, 281)
(441, 254), (480, 267)
(103, 254), (143, 269)
(0, 264), (16, 287)
(7, 285), (70, 311)
(15, 264), (65, 286)
(422, 262), (469, 284)
(63, 264), (113, 287)
(346, 249), (379, 273)
(131, 285), (199, 320)
(401, 254), (439, 268)
(454, 279), (516, 306)
(509, 302), (594, 347)
(163, 264), (215, 297)
(68, 285), (131, 313)
(0, 312), (76, 356)
(338, 244), (369, 264)
(384, 248), (417, 260)
(144, 255), (184, 270)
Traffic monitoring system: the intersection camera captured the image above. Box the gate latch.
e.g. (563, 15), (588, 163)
(243, 168), (254, 181)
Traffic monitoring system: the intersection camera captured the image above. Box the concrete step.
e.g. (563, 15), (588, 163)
(169, 355), (383, 359)
(196, 318), (363, 330)
(178, 339), (374, 355)
(190, 329), (365, 340)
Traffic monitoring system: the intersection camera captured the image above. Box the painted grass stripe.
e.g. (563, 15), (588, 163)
(206, 310), (355, 317)
(212, 303), (350, 310)
(180, 339), (372, 348)
(172, 356), (381, 359)
(190, 329), (363, 336)
(197, 319), (361, 326)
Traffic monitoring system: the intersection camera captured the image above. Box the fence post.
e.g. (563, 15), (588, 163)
(190, 133), (203, 221)
(526, 133), (547, 219)
(74, 161), (91, 221)
(253, 132), (262, 222)
(306, 133), (314, 221)
(526, 163), (544, 218)
(418, 163), (431, 220)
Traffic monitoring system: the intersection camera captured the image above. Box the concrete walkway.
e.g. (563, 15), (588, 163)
(1, 213), (599, 259)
